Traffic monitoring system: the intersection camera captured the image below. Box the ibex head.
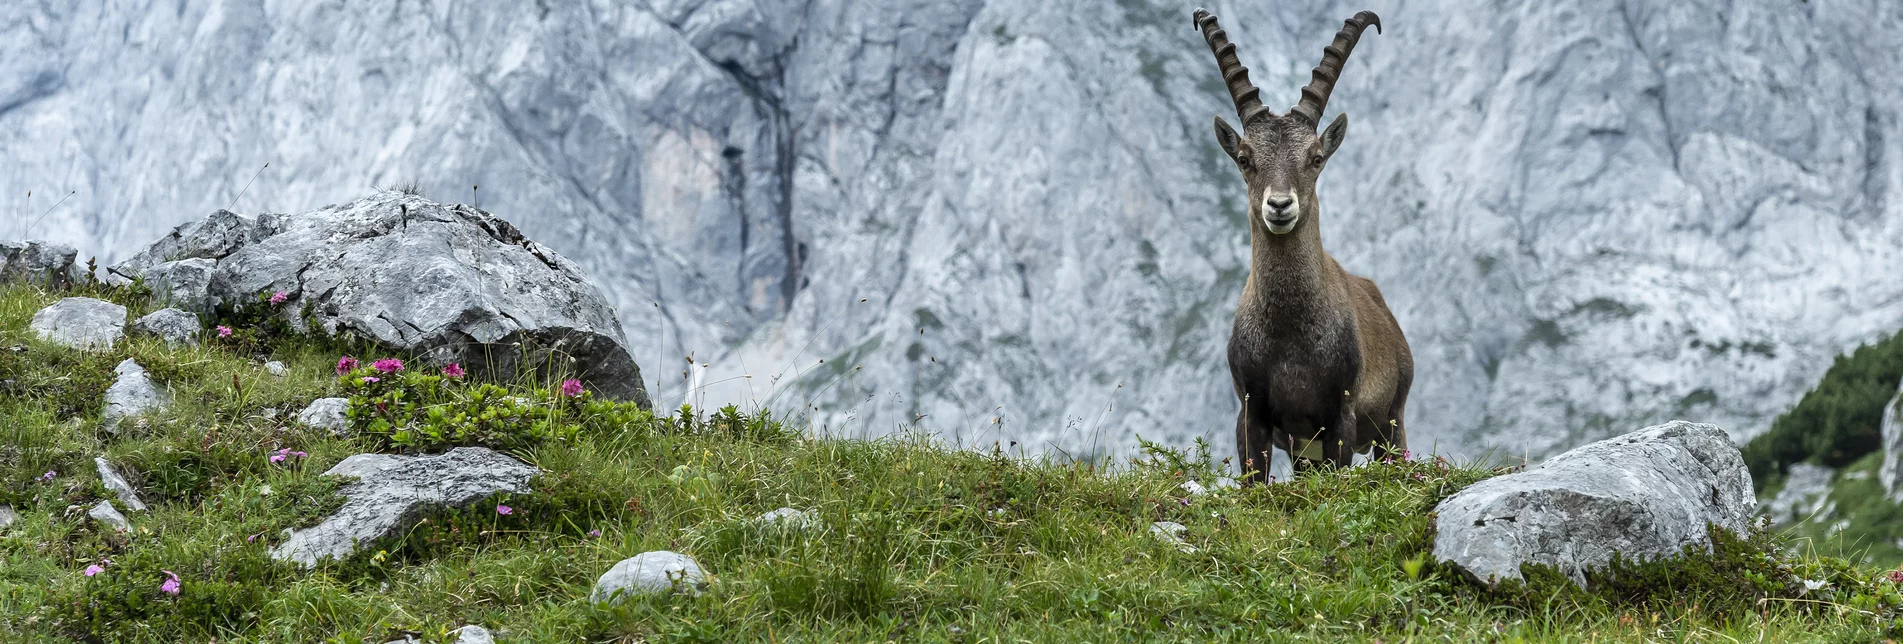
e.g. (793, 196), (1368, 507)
(1194, 9), (1381, 236)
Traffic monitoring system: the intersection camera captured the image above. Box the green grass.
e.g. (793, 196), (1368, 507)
(2, 281), (1901, 642)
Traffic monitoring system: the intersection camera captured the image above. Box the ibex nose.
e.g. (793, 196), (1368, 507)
(1265, 196), (1294, 212)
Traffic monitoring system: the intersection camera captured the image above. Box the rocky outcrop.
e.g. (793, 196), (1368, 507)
(1, 240), (80, 288)
(115, 193), (648, 406)
(1432, 421), (1755, 588)
(295, 398), (350, 434)
(270, 447), (538, 567)
(103, 358), (168, 429)
(590, 551), (708, 602)
(29, 297), (125, 351)
(140, 257), (216, 311)
(1879, 380), (1903, 501)
(130, 308), (200, 347)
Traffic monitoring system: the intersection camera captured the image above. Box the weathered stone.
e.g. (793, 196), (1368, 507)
(130, 308), (200, 347)
(755, 507), (816, 529)
(94, 457), (148, 512)
(103, 358), (169, 428)
(88, 500), (130, 532)
(450, 625), (495, 644)
(116, 194), (648, 406)
(1, 240), (81, 288)
(296, 397), (350, 434)
(264, 360), (288, 377)
(590, 551), (707, 602)
(0, 505), (15, 532)
(1879, 380), (1903, 501)
(1149, 521), (1195, 553)
(1432, 421), (1755, 588)
(1765, 462), (1836, 526)
(270, 447), (537, 567)
(142, 258), (216, 311)
(29, 297), (125, 351)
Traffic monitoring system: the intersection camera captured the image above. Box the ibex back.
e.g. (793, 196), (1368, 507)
(1193, 8), (1413, 482)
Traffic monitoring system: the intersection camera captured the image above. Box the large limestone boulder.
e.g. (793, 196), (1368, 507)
(270, 447), (538, 567)
(1432, 421), (1755, 588)
(1879, 379), (1903, 501)
(115, 193), (648, 405)
(590, 551), (708, 602)
(1, 240), (81, 288)
(29, 297), (125, 351)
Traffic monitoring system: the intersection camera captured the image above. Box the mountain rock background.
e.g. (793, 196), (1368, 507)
(4, 0), (1899, 463)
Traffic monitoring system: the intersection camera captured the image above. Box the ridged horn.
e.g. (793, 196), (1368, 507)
(1193, 8), (1272, 125)
(1289, 11), (1382, 126)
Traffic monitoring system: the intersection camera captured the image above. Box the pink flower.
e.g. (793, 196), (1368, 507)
(159, 570), (180, 596)
(442, 363), (465, 378)
(372, 358), (404, 374)
(269, 452), (285, 463)
(83, 564), (104, 577)
(361, 376), (379, 384)
(246, 531), (264, 543)
(336, 356), (359, 375)
(588, 529), (602, 538)
(496, 504), (512, 516)
(270, 448), (307, 464)
(269, 291), (288, 305)
(560, 379), (584, 397)
(1888, 570), (1903, 585)
(216, 326), (233, 338)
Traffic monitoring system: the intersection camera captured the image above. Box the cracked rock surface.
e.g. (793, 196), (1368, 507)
(1, 240), (80, 288)
(1431, 421), (1755, 588)
(270, 447), (538, 567)
(30, 297), (125, 351)
(114, 195), (648, 405)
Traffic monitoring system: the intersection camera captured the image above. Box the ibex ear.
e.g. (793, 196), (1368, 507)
(1319, 113), (1349, 160)
(1213, 117), (1242, 161)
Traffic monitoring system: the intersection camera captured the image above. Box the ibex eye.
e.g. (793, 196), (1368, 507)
(1310, 155), (1324, 166)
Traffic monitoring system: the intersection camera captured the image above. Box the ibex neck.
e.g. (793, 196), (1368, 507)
(1244, 215), (1331, 305)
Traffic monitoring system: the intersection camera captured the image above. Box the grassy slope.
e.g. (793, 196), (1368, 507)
(0, 282), (1896, 643)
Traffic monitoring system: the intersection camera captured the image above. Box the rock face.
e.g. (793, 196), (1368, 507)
(94, 457), (148, 512)
(103, 358), (169, 428)
(13, 2), (1903, 461)
(270, 447), (538, 567)
(1432, 421), (1755, 588)
(1880, 380), (1903, 500)
(130, 308), (200, 346)
(590, 551), (708, 602)
(114, 194), (648, 405)
(295, 398), (351, 434)
(88, 500), (130, 532)
(141, 257), (216, 311)
(1764, 462), (1836, 526)
(29, 298), (125, 351)
(1, 240), (80, 288)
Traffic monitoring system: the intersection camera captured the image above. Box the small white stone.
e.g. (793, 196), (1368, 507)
(88, 500), (130, 532)
(1150, 521), (1195, 553)
(296, 398), (350, 434)
(590, 551), (707, 602)
(0, 505), (16, 531)
(264, 361), (289, 377)
(1179, 480), (1208, 496)
(756, 507), (815, 528)
(94, 457), (148, 512)
(450, 625), (495, 644)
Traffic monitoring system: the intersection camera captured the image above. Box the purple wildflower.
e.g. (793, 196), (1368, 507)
(560, 379), (584, 397)
(269, 291), (288, 305)
(159, 570), (180, 596)
(496, 504), (513, 516)
(442, 362), (465, 378)
(37, 470), (55, 482)
(216, 325), (233, 338)
(372, 358), (404, 374)
(336, 356), (359, 375)
(246, 531), (264, 543)
(83, 564), (104, 577)
(269, 452), (285, 464)
(361, 376), (379, 384)
(588, 529), (602, 538)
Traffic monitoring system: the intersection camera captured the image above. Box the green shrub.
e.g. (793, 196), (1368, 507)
(343, 361), (655, 453)
(1742, 329), (1903, 489)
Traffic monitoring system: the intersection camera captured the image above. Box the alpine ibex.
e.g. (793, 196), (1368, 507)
(1193, 9), (1413, 481)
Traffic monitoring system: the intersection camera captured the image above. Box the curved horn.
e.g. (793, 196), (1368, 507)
(1290, 11), (1382, 126)
(1193, 8), (1272, 125)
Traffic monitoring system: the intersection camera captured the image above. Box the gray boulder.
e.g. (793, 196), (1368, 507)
(1880, 380), (1903, 501)
(1, 240), (81, 288)
(130, 308), (201, 346)
(103, 358), (169, 428)
(590, 551), (707, 602)
(297, 397), (350, 434)
(142, 258), (216, 311)
(116, 193), (648, 406)
(29, 297), (125, 351)
(88, 500), (130, 532)
(270, 447), (538, 567)
(94, 457), (148, 512)
(1431, 421), (1755, 588)
(1764, 462), (1836, 526)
